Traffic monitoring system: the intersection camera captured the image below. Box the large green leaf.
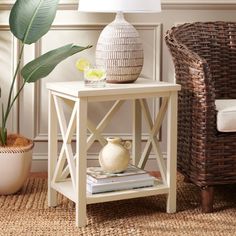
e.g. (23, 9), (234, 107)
(21, 44), (92, 83)
(9, 0), (59, 44)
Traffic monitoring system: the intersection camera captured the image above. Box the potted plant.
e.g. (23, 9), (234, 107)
(0, 0), (91, 195)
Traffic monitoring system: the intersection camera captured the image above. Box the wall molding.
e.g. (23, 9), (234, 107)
(3, 0), (236, 2)
(163, 1), (236, 10)
(31, 153), (167, 172)
(2, 1), (236, 10)
(0, 25), (19, 133)
(164, 0), (236, 4)
(33, 153), (166, 161)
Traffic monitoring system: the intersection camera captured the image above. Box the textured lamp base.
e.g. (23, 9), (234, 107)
(96, 12), (144, 83)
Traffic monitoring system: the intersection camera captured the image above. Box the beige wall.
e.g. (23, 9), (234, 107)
(1, 0), (236, 171)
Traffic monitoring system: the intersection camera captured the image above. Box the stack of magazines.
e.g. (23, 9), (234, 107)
(86, 164), (155, 194)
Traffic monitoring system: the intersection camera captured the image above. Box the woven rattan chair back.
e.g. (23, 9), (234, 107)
(165, 22), (236, 212)
(168, 22), (236, 99)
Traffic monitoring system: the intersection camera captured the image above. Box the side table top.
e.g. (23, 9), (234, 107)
(46, 78), (181, 98)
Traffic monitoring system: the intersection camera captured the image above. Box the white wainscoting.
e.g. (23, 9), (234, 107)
(1, 0), (236, 171)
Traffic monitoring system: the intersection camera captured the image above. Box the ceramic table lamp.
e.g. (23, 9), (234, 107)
(78, 0), (161, 83)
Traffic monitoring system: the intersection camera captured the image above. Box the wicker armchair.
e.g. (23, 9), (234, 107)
(165, 22), (236, 212)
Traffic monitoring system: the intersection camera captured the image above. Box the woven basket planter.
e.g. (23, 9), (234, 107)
(0, 136), (34, 195)
(96, 13), (144, 83)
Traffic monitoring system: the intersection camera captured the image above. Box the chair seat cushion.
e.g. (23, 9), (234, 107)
(215, 99), (236, 132)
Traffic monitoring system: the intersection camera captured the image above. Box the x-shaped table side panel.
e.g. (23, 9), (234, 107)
(51, 96), (125, 190)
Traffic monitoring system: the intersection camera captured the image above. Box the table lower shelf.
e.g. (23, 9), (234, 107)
(51, 179), (169, 205)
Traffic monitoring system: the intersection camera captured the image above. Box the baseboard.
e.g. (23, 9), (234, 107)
(31, 154), (167, 172)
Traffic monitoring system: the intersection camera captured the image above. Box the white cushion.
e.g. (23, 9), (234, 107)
(215, 99), (236, 132)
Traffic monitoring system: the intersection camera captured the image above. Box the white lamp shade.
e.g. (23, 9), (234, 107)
(78, 0), (161, 13)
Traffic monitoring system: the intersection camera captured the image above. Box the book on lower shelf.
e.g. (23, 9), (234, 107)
(87, 177), (155, 194)
(86, 164), (155, 194)
(87, 164), (151, 184)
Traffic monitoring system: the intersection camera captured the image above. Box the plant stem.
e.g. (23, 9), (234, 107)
(2, 77), (29, 145)
(0, 43), (24, 145)
(4, 80), (27, 126)
(6, 43), (24, 118)
(0, 127), (7, 146)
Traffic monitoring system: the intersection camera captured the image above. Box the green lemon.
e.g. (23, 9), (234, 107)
(85, 69), (106, 80)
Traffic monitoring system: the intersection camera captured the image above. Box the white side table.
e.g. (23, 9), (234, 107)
(46, 78), (181, 227)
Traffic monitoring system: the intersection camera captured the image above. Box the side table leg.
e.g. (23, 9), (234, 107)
(48, 91), (58, 207)
(132, 99), (142, 166)
(75, 98), (88, 227)
(166, 92), (178, 213)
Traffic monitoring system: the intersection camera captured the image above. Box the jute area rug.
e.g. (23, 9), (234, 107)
(0, 174), (235, 236)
